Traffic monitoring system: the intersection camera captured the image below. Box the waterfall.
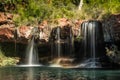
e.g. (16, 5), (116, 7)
(19, 27), (41, 67)
(50, 26), (75, 67)
(54, 26), (74, 58)
(56, 27), (61, 58)
(78, 21), (105, 68)
(69, 27), (74, 57)
(26, 37), (39, 65)
(90, 22), (96, 66)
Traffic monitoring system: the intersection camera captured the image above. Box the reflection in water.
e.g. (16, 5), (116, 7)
(0, 67), (120, 80)
(27, 68), (34, 80)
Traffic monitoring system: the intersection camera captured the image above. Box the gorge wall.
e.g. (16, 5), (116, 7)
(0, 12), (120, 44)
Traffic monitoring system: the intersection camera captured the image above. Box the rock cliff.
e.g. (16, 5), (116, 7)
(0, 12), (120, 44)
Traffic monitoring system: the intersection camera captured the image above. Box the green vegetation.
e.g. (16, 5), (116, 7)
(0, 43), (19, 66)
(0, 47), (19, 66)
(106, 45), (120, 63)
(0, 0), (120, 25)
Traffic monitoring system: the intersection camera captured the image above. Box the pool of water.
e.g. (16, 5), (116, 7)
(0, 67), (120, 80)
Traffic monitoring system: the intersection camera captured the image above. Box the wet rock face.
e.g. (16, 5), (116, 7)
(72, 20), (83, 37)
(112, 14), (120, 41)
(18, 26), (32, 39)
(0, 12), (120, 44)
(16, 26), (32, 44)
(104, 14), (120, 41)
(0, 12), (32, 44)
(49, 26), (72, 41)
(0, 12), (15, 42)
(0, 13), (83, 44)
(0, 26), (14, 42)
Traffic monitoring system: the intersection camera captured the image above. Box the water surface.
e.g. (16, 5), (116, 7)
(0, 67), (120, 80)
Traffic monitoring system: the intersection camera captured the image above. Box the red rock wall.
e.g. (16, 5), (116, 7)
(0, 12), (15, 42)
(0, 12), (120, 43)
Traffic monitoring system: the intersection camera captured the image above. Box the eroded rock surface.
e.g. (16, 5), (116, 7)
(0, 12), (120, 44)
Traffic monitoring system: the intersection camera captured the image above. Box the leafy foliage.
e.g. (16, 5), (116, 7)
(0, 0), (120, 26)
(0, 47), (19, 66)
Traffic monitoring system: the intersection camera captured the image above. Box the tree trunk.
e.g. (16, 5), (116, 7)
(78, 0), (83, 10)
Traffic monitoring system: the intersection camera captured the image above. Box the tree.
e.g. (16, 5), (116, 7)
(78, 0), (83, 10)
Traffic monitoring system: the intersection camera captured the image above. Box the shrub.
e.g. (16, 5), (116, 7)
(0, 46), (19, 66)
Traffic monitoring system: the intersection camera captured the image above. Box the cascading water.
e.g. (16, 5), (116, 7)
(50, 26), (75, 68)
(19, 27), (40, 66)
(56, 27), (61, 58)
(49, 27), (62, 67)
(26, 36), (39, 65)
(78, 21), (105, 68)
(68, 27), (74, 57)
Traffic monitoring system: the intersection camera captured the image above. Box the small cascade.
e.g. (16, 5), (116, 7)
(20, 27), (41, 66)
(56, 27), (61, 58)
(50, 26), (63, 58)
(26, 37), (39, 65)
(49, 26), (74, 67)
(50, 26), (74, 58)
(78, 21), (105, 68)
(26, 27), (40, 66)
(68, 26), (74, 57)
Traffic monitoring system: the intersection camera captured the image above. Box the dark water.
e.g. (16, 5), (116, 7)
(0, 67), (120, 80)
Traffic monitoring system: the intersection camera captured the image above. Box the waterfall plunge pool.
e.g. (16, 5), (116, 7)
(0, 67), (120, 80)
